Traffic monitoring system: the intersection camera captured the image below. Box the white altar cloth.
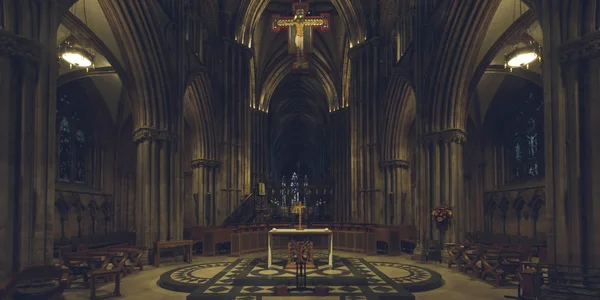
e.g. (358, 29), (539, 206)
(267, 228), (333, 269)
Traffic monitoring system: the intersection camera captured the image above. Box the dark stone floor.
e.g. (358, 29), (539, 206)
(158, 253), (443, 300)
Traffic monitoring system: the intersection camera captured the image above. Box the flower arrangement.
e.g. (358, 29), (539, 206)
(431, 204), (453, 229)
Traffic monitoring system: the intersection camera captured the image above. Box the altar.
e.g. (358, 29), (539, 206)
(267, 228), (333, 269)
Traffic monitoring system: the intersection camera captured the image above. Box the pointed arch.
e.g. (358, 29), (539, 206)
(184, 73), (218, 161)
(258, 37), (339, 112)
(419, 0), (502, 132)
(382, 72), (416, 161)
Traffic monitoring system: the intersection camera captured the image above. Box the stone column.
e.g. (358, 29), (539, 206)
(536, 0), (600, 266)
(191, 159), (220, 226)
(133, 128), (182, 260)
(216, 37), (252, 223)
(330, 110), (351, 222)
(381, 160), (411, 226)
(418, 129), (466, 244)
(0, 0), (59, 278)
(251, 110), (269, 186)
(349, 38), (384, 224)
(191, 159), (207, 226)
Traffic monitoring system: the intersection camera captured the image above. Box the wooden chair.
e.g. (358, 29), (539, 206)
(0, 266), (69, 300)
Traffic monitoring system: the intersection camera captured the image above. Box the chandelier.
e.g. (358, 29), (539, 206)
(59, 0), (95, 71)
(505, 43), (540, 71)
(60, 42), (95, 70)
(504, 0), (541, 71)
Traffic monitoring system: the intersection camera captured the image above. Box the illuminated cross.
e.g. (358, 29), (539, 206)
(295, 201), (306, 230)
(272, 1), (330, 69)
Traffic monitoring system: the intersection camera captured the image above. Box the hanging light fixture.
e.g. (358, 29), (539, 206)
(59, 0), (95, 71)
(504, 0), (541, 71)
(505, 42), (540, 70)
(61, 42), (94, 69)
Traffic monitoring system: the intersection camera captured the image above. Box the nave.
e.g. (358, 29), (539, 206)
(62, 250), (517, 300)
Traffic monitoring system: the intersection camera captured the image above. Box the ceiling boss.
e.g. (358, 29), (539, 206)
(272, 1), (330, 69)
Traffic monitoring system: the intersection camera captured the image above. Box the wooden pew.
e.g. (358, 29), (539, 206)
(184, 227), (232, 256)
(479, 249), (526, 286)
(106, 246), (147, 274)
(511, 262), (600, 300)
(62, 253), (111, 288)
(0, 266), (69, 300)
(445, 243), (463, 268)
(153, 240), (193, 267)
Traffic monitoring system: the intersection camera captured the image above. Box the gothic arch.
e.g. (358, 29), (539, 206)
(98, 0), (178, 129)
(58, 2), (133, 100)
(419, 0), (501, 133)
(184, 74), (218, 161)
(258, 36), (339, 112)
(235, 0), (367, 48)
(468, 10), (537, 100)
(382, 73), (416, 161)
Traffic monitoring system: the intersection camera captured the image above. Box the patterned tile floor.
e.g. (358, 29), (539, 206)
(63, 251), (519, 300)
(159, 252), (440, 299)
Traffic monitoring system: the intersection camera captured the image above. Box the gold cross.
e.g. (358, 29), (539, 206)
(295, 201), (306, 230)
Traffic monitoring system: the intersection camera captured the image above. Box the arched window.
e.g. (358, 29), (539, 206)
(57, 91), (92, 184)
(505, 85), (544, 182)
(290, 172), (299, 205)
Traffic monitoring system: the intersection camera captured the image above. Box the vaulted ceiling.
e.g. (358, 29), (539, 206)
(56, 0), (545, 173)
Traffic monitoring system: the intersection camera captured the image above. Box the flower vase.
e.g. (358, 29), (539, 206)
(435, 219), (449, 231)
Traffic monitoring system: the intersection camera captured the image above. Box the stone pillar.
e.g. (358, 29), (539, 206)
(0, 0), (59, 278)
(536, 0), (600, 266)
(330, 109), (351, 222)
(251, 110), (269, 185)
(191, 159), (220, 226)
(418, 129), (466, 244)
(133, 128), (182, 259)
(381, 160), (411, 226)
(349, 38), (384, 224)
(216, 37), (252, 223)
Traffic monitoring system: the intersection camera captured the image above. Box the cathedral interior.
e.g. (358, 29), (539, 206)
(1, 0), (599, 299)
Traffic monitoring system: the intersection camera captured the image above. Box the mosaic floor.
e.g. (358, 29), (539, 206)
(158, 252), (443, 300)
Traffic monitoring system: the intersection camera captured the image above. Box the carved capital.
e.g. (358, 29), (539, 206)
(0, 29), (41, 61)
(420, 129), (467, 145)
(390, 159), (410, 169)
(191, 159), (221, 169)
(132, 127), (178, 145)
(440, 129), (467, 144)
(560, 31), (600, 63)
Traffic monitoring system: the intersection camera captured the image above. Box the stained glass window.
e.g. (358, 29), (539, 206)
(281, 176), (287, 206)
(506, 88), (544, 182)
(57, 91), (91, 184)
(290, 172), (299, 205)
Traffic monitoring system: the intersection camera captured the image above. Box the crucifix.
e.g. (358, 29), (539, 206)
(272, 1), (330, 69)
(295, 201), (306, 230)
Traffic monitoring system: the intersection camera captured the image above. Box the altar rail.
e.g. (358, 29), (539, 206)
(183, 223), (416, 256)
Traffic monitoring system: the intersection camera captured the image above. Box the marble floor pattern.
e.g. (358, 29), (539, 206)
(63, 251), (520, 300)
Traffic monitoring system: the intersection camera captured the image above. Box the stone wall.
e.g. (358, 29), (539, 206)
(483, 185), (546, 238)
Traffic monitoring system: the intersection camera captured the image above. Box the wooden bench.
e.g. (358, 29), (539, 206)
(62, 253), (111, 288)
(479, 249), (526, 286)
(89, 268), (122, 300)
(0, 266), (69, 300)
(509, 263), (600, 300)
(106, 246), (146, 274)
(153, 240), (193, 267)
